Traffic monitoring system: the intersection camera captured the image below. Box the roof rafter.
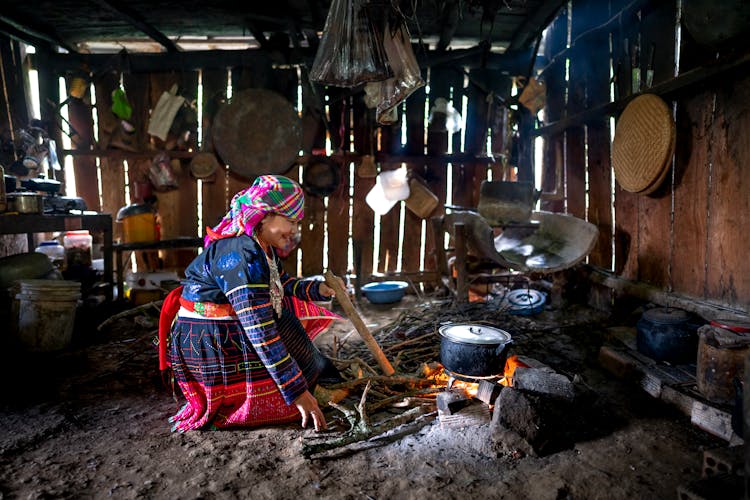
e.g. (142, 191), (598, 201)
(91, 0), (180, 53)
(0, 14), (75, 52)
(508, 0), (567, 51)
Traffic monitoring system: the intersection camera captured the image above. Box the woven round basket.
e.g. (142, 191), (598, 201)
(612, 94), (675, 194)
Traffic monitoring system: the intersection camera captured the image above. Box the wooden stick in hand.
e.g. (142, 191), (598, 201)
(323, 270), (395, 376)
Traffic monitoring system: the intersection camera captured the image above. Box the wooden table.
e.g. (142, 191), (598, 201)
(0, 212), (114, 301)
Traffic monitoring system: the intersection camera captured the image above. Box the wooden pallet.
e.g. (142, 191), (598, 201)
(598, 327), (742, 443)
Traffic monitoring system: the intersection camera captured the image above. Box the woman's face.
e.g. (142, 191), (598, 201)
(256, 213), (300, 251)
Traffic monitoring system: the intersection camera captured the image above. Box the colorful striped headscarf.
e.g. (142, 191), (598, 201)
(204, 175), (304, 247)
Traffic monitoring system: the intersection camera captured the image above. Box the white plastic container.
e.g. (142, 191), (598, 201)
(35, 240), (66, 270)
(12, 279), (81, 351)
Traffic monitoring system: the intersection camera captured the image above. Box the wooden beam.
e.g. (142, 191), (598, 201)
(436, 0), (460, 52)
(0, 16), (73, 52)
(91, 0), (180, 52)
(32, 46), (533, 75)
(585, 265), (750, 320)
(244, 20), (270, 50)
(534, 49), (750, 137)
(508, 0), (567, 51)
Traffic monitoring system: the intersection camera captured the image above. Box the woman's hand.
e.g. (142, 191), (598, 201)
(319, 277), (346, 298)
(293, 390), (327, 431)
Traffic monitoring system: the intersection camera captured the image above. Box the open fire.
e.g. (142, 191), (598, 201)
(424, 355), (533, 430)
(424, 354), (529, 398)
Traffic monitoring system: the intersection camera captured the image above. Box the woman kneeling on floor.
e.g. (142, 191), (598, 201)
(159, 174), (344, 432)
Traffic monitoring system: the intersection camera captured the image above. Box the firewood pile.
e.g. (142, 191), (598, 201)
(306, 295), (610, 459)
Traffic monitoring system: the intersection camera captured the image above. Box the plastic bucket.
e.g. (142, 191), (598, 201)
(122, 212), (157, 242)
(12, 279), (80, 352)
(117, 204), (158, 243)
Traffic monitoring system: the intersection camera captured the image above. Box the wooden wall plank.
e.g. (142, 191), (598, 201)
(584, 0), (613, 270)
(300, 78), (329, 278)
(399, 81), (427, 274)
(540, 8), (567, 213)
(325, 93), (351, 277)
(119, 73), (155, 271)
(705, 76), (750, 310)
(671, 91), (712, 298)
(66, 91), (100, 212)
(93, 72), (126, 245)
(1, 39), (29, 134)
(200, 69), (230, 232)
(635, 0), (676, 288)
(611, 0), (640, 280)
(351, 95), (375, 277)
(0, 37), (28, 255)
(614, 187), (639, 279)
(565, 0), (589, 219)
(35, 47), (64, 188)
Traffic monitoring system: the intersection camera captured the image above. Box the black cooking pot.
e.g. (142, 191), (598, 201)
(636, 307), (702, 364)
(439, 323), (513, 377)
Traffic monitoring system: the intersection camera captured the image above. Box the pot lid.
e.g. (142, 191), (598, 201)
(505, 289), (546, 315)
(642, 307), (690, 325)
(116, 203), (155, 221)
(439, 323), (511, 344)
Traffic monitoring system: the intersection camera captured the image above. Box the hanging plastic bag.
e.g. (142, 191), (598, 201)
(148, 153), (178, 191)
(364, 16), (425, 125)
(309, 0), (392, 87)
(111, 88), (133, 121)
(148, 84), (186, 141)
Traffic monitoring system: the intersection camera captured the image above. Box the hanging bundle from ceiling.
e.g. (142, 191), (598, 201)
(309, 0), (392, 86)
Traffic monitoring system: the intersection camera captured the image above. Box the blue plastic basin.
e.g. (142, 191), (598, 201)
(361, 281), (408, 304)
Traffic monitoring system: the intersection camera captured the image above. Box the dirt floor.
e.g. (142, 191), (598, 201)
(0, 290), (727, 499)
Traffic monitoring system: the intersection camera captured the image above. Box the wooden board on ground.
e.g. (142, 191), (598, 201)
(599, 327), (739, 443)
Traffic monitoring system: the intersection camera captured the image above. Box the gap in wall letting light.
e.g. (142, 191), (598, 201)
(608, 32), (617, 273)
(196, 69), (204, 238)
(89, 83), (104, 211)
(58, 78), (76, 197)
(25, 46), (41, 121)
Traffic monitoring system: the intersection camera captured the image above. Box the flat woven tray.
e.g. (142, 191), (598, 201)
(612, 94), (675, 194)
(212, 89), (302, 180)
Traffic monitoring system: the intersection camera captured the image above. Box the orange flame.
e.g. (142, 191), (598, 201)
(422, 363), (480, 397)
(499, 355), (529, 386)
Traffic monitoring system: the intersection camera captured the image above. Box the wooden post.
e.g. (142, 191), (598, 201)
(454, 222), (468, 303)
(324, 270), (395, 376)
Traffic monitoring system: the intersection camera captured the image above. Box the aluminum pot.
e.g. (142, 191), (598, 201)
(438, 323), (513, 377)
(7, 192), (44, 214)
